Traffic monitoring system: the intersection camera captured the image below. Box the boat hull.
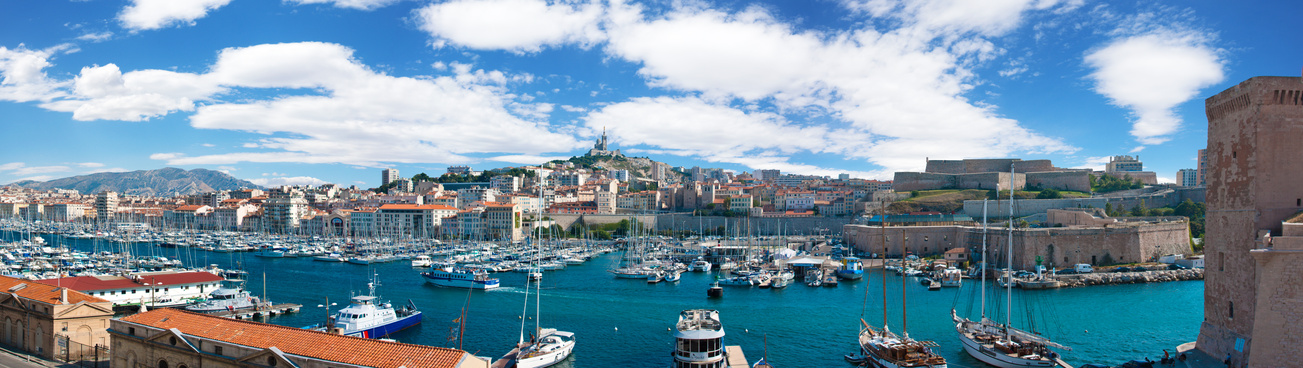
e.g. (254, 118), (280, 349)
(516, 339), (575, 368)
(838, 270), (864, 280)
(422, 272), (500, 289)
(957, 332), (1058, 368)
(344, 312), (423, 339)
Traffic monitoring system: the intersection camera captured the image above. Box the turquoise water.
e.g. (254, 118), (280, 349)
(27, 234), (1202, 367)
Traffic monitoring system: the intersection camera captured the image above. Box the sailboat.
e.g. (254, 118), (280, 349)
(846, 206), (947, 368)
(509, 228), (574, 368)
(951, 165), (1070, 368)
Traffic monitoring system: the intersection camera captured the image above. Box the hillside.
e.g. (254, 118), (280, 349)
(560, 155), (685, 181)
(6, 168), (262, 196)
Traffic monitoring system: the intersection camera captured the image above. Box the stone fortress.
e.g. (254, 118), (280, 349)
(893, 158), (1092, 192)
(893, 157), (1160, 193)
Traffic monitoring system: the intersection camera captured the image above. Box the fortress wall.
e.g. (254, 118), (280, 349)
(1026, 171), (1091, 192)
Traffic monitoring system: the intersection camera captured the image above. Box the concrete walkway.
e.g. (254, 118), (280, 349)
(1174, 342), (1233, 368)
(0, 345), (102, 368)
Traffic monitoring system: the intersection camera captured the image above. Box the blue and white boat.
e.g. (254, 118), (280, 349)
(838, 257), (864, 280)
(311, 275), (422, 339)
(422, 265), (501, 289)
(184, 279), (261, 314)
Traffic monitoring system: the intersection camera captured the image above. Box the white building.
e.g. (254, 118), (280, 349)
(38, 271), (225, 309)
(458, 186), (500, 207)
(381, 168), (400, 187)
(374, 204), (457, 238)
(491, 175), (522, 193)
(1176, 168), (1198, 187)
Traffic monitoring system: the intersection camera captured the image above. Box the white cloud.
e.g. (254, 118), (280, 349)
(0, 46), (68, 103)
(15, 176), (55, 182)
(201, 143), (215, 147)
(246, 176), (331, 187)
(40, 64), (225, 121)
(1085, 30), (1223, 145)
(152, 42), (582, 166)
(77, 162), (105, 168)
(149, 153), (183, 160)
(415, 0), (604, 53)
(585, 97), (828, 156)
(1157, 176), (1175, 184)
(288, 0), (401, 10)
(840, 0), (1076, 37)
(596, 1), (1075, 175)
(119, 0), (233, 31)
(76, 32), (114, 42)
(489, 155), (570, 164)
(1073, 156), (1111, 171)
(86, 167), (129, 174)
(0, 162), (71, 176)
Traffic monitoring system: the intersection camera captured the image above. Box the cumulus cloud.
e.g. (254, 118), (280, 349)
(288, 0), (401, 10)
(0, 46), (68, 103)
(415, 0), (604, 53)
(246, 176), (331, 187)
(119, 0), (233, 31)
(1085, 30), (1223, 145)
(841, 0), (1078, 37)
(40, 64), (223, 121)
(591, 1), (1076, 175)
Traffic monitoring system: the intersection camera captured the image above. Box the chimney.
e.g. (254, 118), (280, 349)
(60, 287), (67, 304)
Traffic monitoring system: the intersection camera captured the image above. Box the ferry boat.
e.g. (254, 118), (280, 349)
(184, 279), (261, 314)
(838, 257), (864, 280)
(672, 309), (732, 368)
(311, 276), (422, 339)
(421, 265), (501, 289)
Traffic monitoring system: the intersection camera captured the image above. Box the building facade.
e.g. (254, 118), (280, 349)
(1176, 168), (1198, 187)
(0, 275), (114, 360)
(381, 168), (399, 187)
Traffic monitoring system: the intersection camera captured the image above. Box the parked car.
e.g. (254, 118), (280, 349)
(1056, 268), (1078, 275)
(1074, 264), (1094, 273)
(1015, 270), (1035, 278)
(1168, 263), (1189, 270)
(1113, 267), (1133, 273)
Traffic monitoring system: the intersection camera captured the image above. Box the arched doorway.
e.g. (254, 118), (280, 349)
(15, 320), (25, 348)
(3, 318), (10, 345)
(158, 359), (169, 368)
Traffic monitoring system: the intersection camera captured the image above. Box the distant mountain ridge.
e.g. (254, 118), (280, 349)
(6, 168), (262, 196)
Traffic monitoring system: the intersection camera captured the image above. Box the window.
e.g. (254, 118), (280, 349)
(129, 327), (136, 336)
(1220, 252), (1225, 272)
(1229, 301), (1234, 319)
(214, 346), (223, 356)
(269, 357), (278, 367)
(170, 337), (177, 345)
(158, 360), (169, 368)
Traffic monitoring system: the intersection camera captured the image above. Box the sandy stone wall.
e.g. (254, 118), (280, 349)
(1026, 171), (1090, 192)
(843, 220), (1190, 270)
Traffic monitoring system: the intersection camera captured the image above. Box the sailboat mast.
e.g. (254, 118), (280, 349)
(880, 201), (888, 334)
(1006, 164), (1014, 337)
(981, 199), (988, 321)
(901, 227), (907, 338)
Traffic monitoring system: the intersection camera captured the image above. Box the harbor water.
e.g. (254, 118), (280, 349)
(27, 233), (1201, 367)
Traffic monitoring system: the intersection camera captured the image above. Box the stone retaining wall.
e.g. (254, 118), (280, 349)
(1051, 268), (1203, 288)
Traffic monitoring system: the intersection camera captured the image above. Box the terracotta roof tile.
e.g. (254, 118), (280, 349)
(0, 275), (107, 304)
(37, 271), (223, 292)
(120, 309), (468, 368)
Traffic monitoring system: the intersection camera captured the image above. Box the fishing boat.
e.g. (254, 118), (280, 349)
(665, 271), (681, 283)
(770, 277), (788, 289)
(311, 274), (421, 339)
(940, 268), (963, 287)
(184, 279), (261, 314)
(952, 171), (1070, 368)
(421, 265), (501, 289)
(838, 257), (864, 280)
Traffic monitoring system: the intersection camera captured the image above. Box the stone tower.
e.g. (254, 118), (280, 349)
(1196, 76), (1303, 366)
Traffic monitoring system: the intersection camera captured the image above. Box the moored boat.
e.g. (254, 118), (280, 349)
(421, 265), (501, 289)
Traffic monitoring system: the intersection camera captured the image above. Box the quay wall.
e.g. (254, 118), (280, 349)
(923, 159), (1053, 174)
(893, 172), (1021, 192)
(1051, 268), (1203, 288)
(1025, 171), (1090, 192)
(544, 213), (853, 235)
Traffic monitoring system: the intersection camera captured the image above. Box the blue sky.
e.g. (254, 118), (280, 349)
(0, 0), (1297, 189)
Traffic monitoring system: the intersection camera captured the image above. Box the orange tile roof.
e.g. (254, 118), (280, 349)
(0, 274), (107, 305)
(121, 309), (467, 368)
(175, 205), (208, 211)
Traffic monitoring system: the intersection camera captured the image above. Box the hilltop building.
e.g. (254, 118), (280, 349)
(1103, 155), (1158, 184)
(586, 127), (623, 157)
(1194, 76), (1303, 367)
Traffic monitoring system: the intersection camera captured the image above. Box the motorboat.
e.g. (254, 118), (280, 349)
(310, 275), (421, 339)
(421, 265), (501, 289)
(184, 279), (262, 314)
(410, 255), (432, 268)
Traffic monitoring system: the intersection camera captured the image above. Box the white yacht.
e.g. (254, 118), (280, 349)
(672, 309), (730, 368)
(184, 279), (261, 314)
(514, 328), (576, 368)
(940, 267), (963, 287)
(410, 255), (433, 268)
(689, 258), (713, 272)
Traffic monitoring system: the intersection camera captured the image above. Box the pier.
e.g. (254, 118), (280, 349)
(208, 303), (301, 320)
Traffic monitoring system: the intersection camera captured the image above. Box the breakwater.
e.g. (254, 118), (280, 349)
(1053, 269), (1204, 288)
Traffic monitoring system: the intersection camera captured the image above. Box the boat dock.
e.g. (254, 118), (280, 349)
(209, 303), (302, 320)
(724, 346), (749, 368)
(487, 342), (528, 368)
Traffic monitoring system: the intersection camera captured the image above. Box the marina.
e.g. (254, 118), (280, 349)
(0, 228), (1201, 367)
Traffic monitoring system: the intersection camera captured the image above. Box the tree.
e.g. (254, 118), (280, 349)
(1130, 199), (1149, 217)
(1036, 188), (1062, 199)
(910, 190), (920, 198)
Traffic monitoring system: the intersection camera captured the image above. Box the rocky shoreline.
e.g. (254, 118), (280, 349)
(1049, 269), (1204, 288)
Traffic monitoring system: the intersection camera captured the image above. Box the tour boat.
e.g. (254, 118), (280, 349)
(838, 257), (865, 280)
(672, 310), (732, 368)
(421, 265), (501, 289)
(312, 275), (421, 339)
